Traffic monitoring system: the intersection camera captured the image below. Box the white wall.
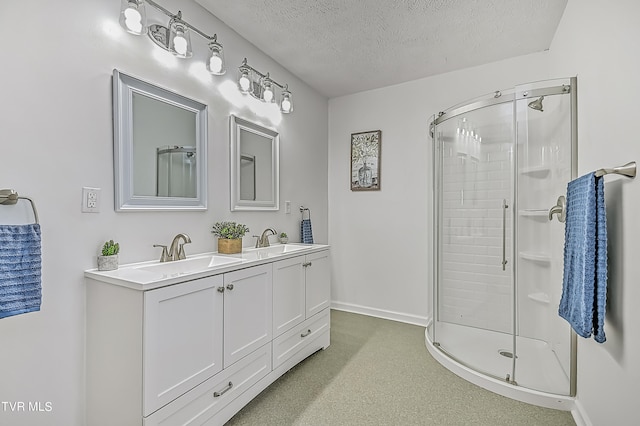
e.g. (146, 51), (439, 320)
(548, 1), (640, 424)
(0, 1), (327, 425)
(328, 53), (550, 324)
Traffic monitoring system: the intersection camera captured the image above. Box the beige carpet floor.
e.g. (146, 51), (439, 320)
(226, 310), (576, 426)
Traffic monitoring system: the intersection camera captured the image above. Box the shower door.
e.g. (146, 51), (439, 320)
(432, 97), (517, 382)
(431, 78), (576, 396)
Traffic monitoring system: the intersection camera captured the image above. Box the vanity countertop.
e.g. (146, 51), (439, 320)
(84, 243), (329, 291)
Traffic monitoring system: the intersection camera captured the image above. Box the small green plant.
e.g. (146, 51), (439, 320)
(280, 232), (288, 238)
(101, 240), (120, 256)
(211, 221), (250, 239)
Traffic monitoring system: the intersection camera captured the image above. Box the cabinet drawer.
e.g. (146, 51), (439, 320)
(273, 309), (330, 369)
(145, 344), (272, 426)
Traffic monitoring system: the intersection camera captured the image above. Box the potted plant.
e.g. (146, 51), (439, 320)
(98, 239), (120, 271)
(279, 232), (288, 244)
(212, 221), (249, 254)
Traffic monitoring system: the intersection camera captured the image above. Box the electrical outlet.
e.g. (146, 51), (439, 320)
(82, 187), (101, 213)
(285, 201), (291, 214)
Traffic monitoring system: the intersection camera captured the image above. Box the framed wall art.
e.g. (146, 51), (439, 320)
(350, 130), (381, 191)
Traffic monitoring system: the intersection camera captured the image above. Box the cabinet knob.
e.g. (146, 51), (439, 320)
(303, 262), (312, 267)
(217, 286), (225, 293)
(301, 329), (312, 338)
(226, 284), (234, 291)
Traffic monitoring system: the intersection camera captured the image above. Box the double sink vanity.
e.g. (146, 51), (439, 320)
(85, 242), (331, 425)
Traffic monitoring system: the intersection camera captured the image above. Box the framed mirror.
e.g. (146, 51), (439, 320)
(230, 115), (279, 211)
(112, 69), (208, 211)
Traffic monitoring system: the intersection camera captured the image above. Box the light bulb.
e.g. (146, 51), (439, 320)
(239, 75), (251, 92)
(124, 5), (141, 22)
(209, 56), (222, 73)
(173, 31), (187, 55)
(125, 16), (142, 33)
(263, 88), (273, 102)
(281, 98), (291, 112)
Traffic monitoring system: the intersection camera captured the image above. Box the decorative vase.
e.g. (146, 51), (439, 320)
(280, 237), (289, 244)
(358, 158), (373, 188)
(97, 254), (118, 271)
(218, 238), (242, 254)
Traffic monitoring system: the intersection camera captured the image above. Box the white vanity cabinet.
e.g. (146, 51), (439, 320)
(223, 264), (273, 367)
(272, 250), (331, 369)
(143, 275), (224, 416)
(86, 246), (330, 426)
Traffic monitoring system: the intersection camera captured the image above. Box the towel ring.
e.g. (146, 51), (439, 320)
(0, 189), (39, 224)
(300, 206), (311, 220)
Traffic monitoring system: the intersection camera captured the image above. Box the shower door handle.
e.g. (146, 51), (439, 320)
(502, 199), (508, 271)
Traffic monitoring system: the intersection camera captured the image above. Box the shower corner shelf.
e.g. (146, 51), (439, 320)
(519, 166), (551, 178)
(527, 292), (551, 304)
(519, 251), (551, 263)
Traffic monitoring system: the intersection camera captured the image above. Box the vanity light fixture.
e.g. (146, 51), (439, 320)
(119, 0), (226, 74)
(237, 58), (294, 114)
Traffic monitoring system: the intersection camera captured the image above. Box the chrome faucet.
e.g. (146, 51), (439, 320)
(154, 233), (192, 262)
(169, 233), (191, 260)
(255, 228), (277, 248)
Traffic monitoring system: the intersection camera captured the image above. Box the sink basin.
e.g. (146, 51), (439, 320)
(240, 244), (308, 260)
(135, 255), (242, 276)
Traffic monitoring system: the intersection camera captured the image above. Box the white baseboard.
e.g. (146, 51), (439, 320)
(331, 301), (429, 327)
(571, 399), (591, 426)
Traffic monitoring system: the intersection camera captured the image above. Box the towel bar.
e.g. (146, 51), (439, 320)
(0, 189), (39, 224)
(594, 161), (636, 178)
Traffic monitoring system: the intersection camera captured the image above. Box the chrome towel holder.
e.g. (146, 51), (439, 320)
(0, 189), (39, 224)
(595, 161), (636, 178)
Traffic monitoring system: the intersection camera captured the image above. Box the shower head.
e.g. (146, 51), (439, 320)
(528, 96), (544, 112)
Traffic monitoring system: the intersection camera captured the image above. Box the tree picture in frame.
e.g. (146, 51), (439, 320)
(350, 130), (381, 191)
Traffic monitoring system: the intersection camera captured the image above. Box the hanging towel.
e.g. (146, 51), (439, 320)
(0, 224), (42, 319)
(301, 219), (314, 244)
(558, 172), (608, 343)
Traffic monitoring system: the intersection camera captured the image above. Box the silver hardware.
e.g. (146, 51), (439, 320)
(0, 189), (39, 224)
(300, 206), (311, 220)
(226, 284), (234, 291)
(522, 91), (529, 97)
(548, 196), (567, 223)
(256, 228), (277, 248)
(213, 381), (233, 397)
(168, 233), (191, 261)
(301, 329), (312, 338)
(153, 244), (170, 262)
(303, 262), (312, 267)
(494, 91), (501, 98)
(595, 161), (636, 178)
(217, 286), (225, 293)
(502, 199), (508, 271)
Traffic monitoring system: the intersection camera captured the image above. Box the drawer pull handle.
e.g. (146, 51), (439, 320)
(226, 284), (234, 291)
(213, 381), (233, 398)
(217, 286), (225, 293)
(303, 262), (312, 267)
(301, 329), (312, 338)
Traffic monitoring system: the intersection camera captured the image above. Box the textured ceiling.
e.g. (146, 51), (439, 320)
(195, 0), (568, 98)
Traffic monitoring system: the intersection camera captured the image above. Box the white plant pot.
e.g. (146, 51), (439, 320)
(97, 254), (118, 271)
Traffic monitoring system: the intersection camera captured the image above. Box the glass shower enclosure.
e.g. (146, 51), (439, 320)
(427, 78), (577, 403)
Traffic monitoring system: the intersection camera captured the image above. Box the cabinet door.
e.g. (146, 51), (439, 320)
(223, 264), (273, 368)
(143, 275), (224, 416)
(305, 250), (331, 318)
(273, 256), (306, 337)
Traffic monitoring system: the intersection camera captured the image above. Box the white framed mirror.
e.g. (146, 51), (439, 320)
(112, 69), (208, 211)
(230, 115), (279, 211)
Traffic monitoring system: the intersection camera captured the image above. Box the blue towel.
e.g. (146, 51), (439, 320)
(0, 224), (42, 319)
(301, 219), (314, 244)
(558, 173), (608, 343)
